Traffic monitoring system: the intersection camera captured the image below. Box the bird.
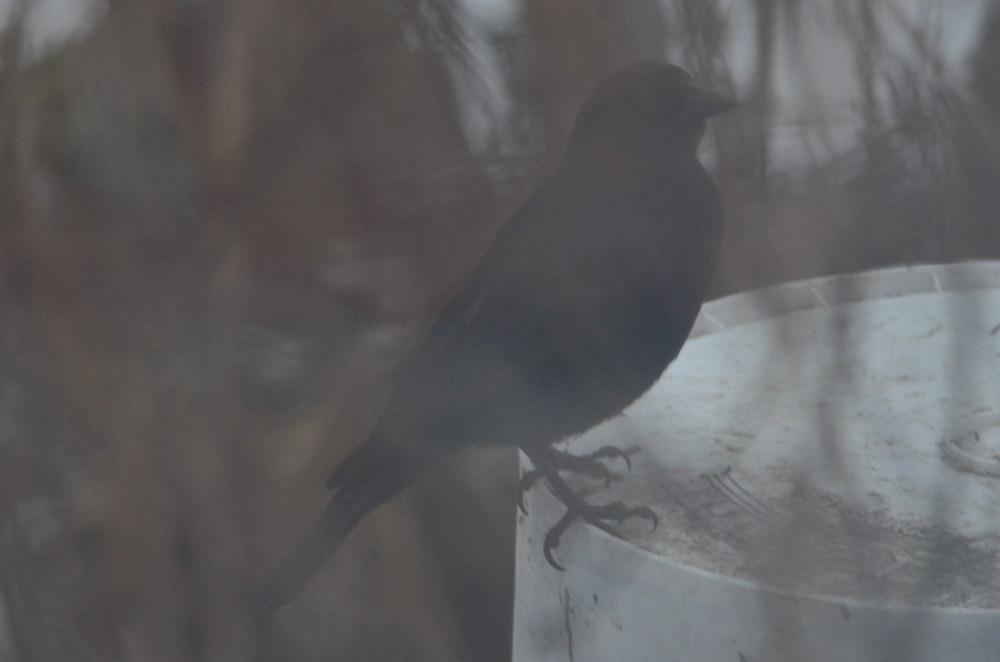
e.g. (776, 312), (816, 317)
(255, 61), (737, 611)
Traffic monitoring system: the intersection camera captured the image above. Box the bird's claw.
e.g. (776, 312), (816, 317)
(521, 444), (651, 569)
(583, 502), (656, 529)
(518, 470), (541, 515)
(542, 511), (576, 570)
(578, 445), (640, 474)
(542, 501), (659, 570)
(520, 445), (638, 511)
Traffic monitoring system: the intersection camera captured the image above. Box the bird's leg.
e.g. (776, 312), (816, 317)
(521, 446), (657, 570)
(518, 445), (639, 514)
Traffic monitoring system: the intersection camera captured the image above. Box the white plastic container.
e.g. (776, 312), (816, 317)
(513, 262), (1000, 662)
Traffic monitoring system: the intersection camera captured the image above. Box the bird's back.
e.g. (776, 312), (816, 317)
(330, 156), (723, 487)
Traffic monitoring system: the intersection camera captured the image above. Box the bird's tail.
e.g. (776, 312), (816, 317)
(254, 469), (398, 611)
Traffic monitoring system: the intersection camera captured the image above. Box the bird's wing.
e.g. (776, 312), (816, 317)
(396, 224), (576, 432)
(333, 174), (717, 485)
(375, 190), (666, 453)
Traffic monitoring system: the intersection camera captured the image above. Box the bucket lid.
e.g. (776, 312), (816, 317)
(561, 262), (1000, 608)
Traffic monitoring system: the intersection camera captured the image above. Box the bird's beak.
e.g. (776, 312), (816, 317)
(680, 84), (739, 122)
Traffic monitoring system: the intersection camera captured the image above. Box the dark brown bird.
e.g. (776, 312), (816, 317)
(256, 61), (737, 611)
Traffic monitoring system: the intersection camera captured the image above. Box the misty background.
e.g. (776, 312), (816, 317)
(1, 0), (999, 660)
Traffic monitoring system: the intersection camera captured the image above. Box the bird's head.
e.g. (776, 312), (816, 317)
(567, 62), (738, 169)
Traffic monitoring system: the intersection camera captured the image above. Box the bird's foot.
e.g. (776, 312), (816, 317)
(518, 445), (639, 515)
(520, 445), (656, 570)
(542, 500), (658, 570)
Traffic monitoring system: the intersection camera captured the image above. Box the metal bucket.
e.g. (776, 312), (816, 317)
(513, 262), (1000, 662)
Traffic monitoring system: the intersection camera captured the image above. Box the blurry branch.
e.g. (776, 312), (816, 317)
(885, 0), (1000, 173)
(875, 0), (1000, 259)
(0, 0), (25, 162)
(830, 0), (886, 140)
(0, 0), (24, 91)
(396, 0), (476, 66)
(857, 0), (882, 130)
(786, 0), (1000, 267)
(710, 0), (1000, 294)
(659, 0), (753, 187)
(972, 0), (1000, 118)
(748, 0), (776, 182)
(391, 0), (474, 156)
(669, 0), (729, 81)
(0, 3), (25, 299)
